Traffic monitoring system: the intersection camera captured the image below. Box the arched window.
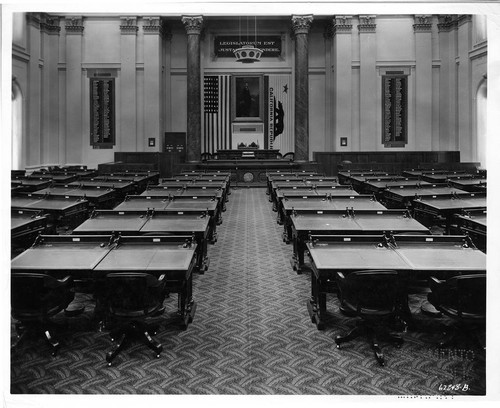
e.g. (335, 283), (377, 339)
(476, 79), (487, 169)
(12, 79), (23, 170)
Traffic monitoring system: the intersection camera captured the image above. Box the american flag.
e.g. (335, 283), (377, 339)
(203, 75), (231, 154)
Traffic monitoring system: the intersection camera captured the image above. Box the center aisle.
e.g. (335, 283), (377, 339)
(184, 188), (322, 393)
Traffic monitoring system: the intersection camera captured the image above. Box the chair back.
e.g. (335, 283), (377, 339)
(104, 273), (165, 317)
(455, 274), (486, 318)
(11, 273), (73, 319)
(339, 270), (400, 316)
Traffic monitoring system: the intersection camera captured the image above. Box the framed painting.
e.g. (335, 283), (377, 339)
(232, 75), (264, 122)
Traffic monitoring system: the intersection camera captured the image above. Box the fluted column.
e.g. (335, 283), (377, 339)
(331, 16), (353, 151)
(358, 15), (377, 150)
(413, 15), (433, 150)
(64, 15), (84, 164)
(120, 16), (138, 151)
(292, 15), (313, 161)
(182, 15), (203, 162)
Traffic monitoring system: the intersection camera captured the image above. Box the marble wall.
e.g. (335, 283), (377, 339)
(11, 13), (487, 168)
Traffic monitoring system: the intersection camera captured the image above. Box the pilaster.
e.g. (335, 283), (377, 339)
(332, 16), (353, 151)
(358, 15), (377, 150)
(142, 16), (164, 151)
(414, 15), (433, 150)
(120, 16), (138, 151)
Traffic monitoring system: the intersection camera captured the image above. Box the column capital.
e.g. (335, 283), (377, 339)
(457, 14), (472, 27)
(65, 16), (84, 35)
(331, 15), (353, 36)
(120, 16), (139, 35)
(291, 15), (313, 36)
(40, 14), (61, 34)
(358, 15), (376, 33)
(182, 15), (203, 35)
(143, 16), (165, 35)
(413, 15), (432, 33)
(26, 13), (41, 29)
(437, 15), (458, 32)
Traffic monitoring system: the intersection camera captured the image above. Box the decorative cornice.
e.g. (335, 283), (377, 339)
(143, 16), (165, 35)
(358, 15), (376, 33)
(26, 13), (41, 29)
(413, 15), (432, 33)
(181, 15), (203, 35)
(437, 15), (458, 32)
(457, 14), (472, 27)
(65, 16), (84, 35)
(291, 15), (313, 36)
(40, 14), (61, 34)
(120, 16), (138, 35)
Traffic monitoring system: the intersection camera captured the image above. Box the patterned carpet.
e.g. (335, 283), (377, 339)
(10, 188), (486, 395)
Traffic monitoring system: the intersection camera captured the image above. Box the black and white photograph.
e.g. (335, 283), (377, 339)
(2, 0), (499, 405)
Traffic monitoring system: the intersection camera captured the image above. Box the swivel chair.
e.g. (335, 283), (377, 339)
(335, 270), (404, 366)
(11, 273), (79, 356)
(427, 274), (486, 350)
(103, 272), (167, 366)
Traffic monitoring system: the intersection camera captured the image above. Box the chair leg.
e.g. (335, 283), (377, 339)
(141, 331), (163, 358)
(43, 329), (60, 356)
(335, 325), (362, 348)
(106, 332), (128, 366)
(369, 332), (385, 367)
(12, 321), (63, 356)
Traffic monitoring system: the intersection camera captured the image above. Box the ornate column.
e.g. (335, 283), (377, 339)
(182, 15), (203, 162)
(64, 15), (84, 164)
(143, 16), (164, 152)
(291, 15), (313, 161)
(331, 16), (353, 150)
(120, 17), (138, 151)
(413, 15), (433, 150)
(26, 13), (42, 166)
(358, 15), (377, 150)
(456, 15), (473, 161)
(40, 14), (61, 164)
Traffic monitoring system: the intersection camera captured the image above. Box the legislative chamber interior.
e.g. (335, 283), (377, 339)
(6, 5), (497, 398)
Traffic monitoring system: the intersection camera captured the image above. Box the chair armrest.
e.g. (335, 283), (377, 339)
(45, 275), (74, 289)
(428, 276), (444, 293)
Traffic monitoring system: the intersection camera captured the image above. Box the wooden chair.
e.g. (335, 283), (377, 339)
(335, 270), (404, 366)
(103, 272), (167, 366)
(427, 274), (486, 350)
(11, 273), (80, 356)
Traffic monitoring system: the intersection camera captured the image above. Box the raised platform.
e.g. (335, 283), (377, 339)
(183, 159), (319, 186)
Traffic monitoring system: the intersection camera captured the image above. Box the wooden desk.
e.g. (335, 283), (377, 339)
(11, 209), (48, 249)
(12, 194), (89, 228)
(29, 185), (116, 208)
(412, 193), (487, 233)
(452, 209), (487, 252)
(11, 234), (198, 329)
(383, 184), (469, 208)
(290, 209), (429, 272)
(306, 234), (486, 329)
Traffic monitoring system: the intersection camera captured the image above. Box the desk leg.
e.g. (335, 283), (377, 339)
(209, 220), (218, 243)
(307, 273), (325, 330)
(291, 234), (304, 274)
(178, 276), (196, 330)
